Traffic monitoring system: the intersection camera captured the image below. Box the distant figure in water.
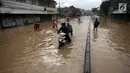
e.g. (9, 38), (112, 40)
(93, 18), (100, 31)
(34, 22), (40, 31)
(66, 15), (70, 24)
(78, 16), (81, 24)
(52, 15), (58, 29)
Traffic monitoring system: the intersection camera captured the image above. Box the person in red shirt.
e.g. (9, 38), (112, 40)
(52, 16), (55, 28)
(34, 22), (40, 31)
(52, 15), (57, 29)
(78, 16), (81, 24)
(67, 16), (70, 24)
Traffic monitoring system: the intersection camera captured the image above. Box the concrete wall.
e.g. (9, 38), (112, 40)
(7, 0), (38, 5)
(0, 14), (53, 28)
(1, 0), (57, 14)
(110, 14), (130, 21)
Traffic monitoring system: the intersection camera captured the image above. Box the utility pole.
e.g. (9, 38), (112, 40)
(58, 0), (61, 20)
(58, 0), (64, 15)
(58, 0), (65, 21)
(59, 0), (60, 12)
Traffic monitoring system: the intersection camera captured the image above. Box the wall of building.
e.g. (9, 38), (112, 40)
(37, 0), (56, 8)
(25, 0), (38, 5)
(1, 14), (40, 28)
(7, 0), (38, 5)
(0, 0), (57, 28)
(0, 0), (57, 14)
(7, 0), (56, 8)
(110, 13), (130, 21)
(0, 14), (53, 28)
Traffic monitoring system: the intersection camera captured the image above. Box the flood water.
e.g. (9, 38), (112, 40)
(0, 17), (90, 73)
(91, 17), (130, 73)
(1, 16), (130, 73)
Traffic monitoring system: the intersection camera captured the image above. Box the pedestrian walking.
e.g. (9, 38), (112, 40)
(67, 23), (73, 36)
(52, 15), (58, 29)
(34, 22), (41, 31)
(66, 15), (70, 24)
(78, 16), (81, 24)
(93, 18), (100, 31)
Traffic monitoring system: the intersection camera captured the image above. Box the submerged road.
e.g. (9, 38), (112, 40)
(1, 16), (129, 73)
(91, 17), (130, 73)
(0, 16), (90, 73)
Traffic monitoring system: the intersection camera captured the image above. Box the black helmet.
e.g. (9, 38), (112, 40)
(67, 23), (70, 25)
(61, 22), (66, 26)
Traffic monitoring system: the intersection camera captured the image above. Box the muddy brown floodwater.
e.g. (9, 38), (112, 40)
(0, 17), (90, 73)
(91, 17), (130, 73)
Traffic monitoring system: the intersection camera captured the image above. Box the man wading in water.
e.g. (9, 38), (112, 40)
(52, 15), (58, 29)
(93, 18), (100, 31)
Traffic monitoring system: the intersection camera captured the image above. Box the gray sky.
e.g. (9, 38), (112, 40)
(55, 0), (102, 10)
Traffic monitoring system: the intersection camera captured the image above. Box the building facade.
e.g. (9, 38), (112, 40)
(0, 0), (57, 28)
(102, 0), (130, 20)
(5, 0), (56, 8)
(37, 0), (57, 8)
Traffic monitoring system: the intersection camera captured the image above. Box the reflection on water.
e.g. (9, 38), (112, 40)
(92, 31), (99, 42)
(91, 17), (130, 73)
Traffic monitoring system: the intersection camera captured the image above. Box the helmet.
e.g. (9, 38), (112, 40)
(67, 23), (70, 25)
(61, 22), (66, 26)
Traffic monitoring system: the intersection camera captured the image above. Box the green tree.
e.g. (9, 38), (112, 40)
(91, 8), (98, 13)
(91, 8), (100, 15)
(69, 6), (82, 17)
(100, 1), (110, 16)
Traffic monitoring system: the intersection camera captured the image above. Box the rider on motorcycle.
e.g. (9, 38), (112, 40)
(58, 22), (71, 43)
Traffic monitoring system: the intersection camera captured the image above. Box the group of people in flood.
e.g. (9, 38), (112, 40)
(33, 16), (100, 49)
(33, 15), (100, 37)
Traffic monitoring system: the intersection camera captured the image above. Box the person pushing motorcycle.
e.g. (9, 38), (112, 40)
(67, 23), (73, 36)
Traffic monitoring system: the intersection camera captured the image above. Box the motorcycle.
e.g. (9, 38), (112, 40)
(58, 25), (73, 49)
(58, 32), (66, 49)
(58, 32), (73, 49)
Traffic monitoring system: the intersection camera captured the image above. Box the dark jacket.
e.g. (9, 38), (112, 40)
(94, 20), (100, 28)
(58, 26), (70, 34)
(67, 25), (72, 32)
